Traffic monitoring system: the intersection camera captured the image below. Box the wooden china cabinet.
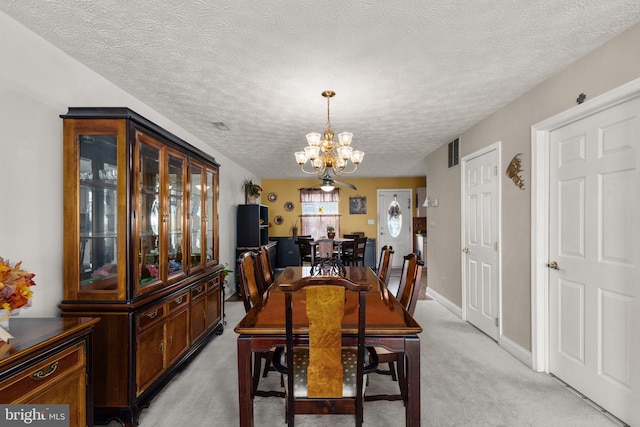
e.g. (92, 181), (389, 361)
(59, 108), (223, 426)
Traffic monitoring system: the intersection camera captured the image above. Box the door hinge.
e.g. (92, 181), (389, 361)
(494, 166), (498, 176)
(494, 241), (498, 251)
(495, 317), (499, 328)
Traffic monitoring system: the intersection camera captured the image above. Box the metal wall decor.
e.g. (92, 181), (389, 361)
(310, 257), (346, 277)
(506, 153), (525, 190)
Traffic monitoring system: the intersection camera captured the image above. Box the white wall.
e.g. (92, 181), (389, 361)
(426, 21), (640, 352)
(0, 11), (256, 317)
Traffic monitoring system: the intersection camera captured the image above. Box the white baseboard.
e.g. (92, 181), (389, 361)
(426, 288), (462, 318)
(499, 334), (533, 368)
(426, 288), (534, 370)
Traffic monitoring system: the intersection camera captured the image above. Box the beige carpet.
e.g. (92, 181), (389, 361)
(106, 297), (623, 427)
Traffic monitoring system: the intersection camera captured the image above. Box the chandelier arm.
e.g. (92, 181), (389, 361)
(300, 163), (326, 175)
(331, 163), (359, 175)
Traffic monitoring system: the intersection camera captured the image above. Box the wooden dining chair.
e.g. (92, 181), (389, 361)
(376, 245), (394, 286)
(367, 253), (423, 403)
(236, 251), (281, 397)
(272, 277), (378, 426)
(236, 251), (263, 312)
(258, 245), (275, 288)
(395, 253), (424, 316)
(344, 236), (367, 266)
(295, 237), (314, 265)
(314, 238), (335, 264)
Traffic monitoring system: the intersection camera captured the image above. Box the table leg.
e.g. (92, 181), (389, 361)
(404, 336), (421, 426)
(238, 336), (254, 427)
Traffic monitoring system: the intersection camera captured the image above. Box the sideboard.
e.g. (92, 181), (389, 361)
(0, 317), (99, 427)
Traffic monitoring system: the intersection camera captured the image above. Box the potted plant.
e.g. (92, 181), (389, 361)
(326, 225), (336, 239)
(241, 179), (262, 204)
(220, 263), (233, 283)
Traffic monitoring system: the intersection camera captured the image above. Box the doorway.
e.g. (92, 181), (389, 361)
(532, 79), (640, 426)
(461, 143), (501, 341)
(377, 189), (413, 268)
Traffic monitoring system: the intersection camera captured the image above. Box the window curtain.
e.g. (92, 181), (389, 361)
(300, 215), (340, 239)
(299, 188), (340, 239)
(299, 188), (340, 202)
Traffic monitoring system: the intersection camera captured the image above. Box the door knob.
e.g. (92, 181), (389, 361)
(547, 261), (559, 270)
(462, 248), (469, 254)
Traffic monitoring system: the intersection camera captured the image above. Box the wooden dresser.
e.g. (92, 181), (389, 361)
(0, 317), (99, 427)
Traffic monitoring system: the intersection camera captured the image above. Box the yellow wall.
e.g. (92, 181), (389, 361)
(261, 176), (426, 238)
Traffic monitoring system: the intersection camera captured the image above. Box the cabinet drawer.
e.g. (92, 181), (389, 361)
(168, 290), (190, 313)
(190, 282), (207, 300)
(137, 303), (166, 332)
(0, 343), (85, 402)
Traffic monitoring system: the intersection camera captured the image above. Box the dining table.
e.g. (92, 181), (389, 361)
(234, 265), (423, 426)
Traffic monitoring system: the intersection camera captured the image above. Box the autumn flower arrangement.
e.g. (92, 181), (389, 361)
(0, 257), (36, 314)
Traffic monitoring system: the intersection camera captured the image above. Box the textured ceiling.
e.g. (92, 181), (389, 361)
(2, 1), (640, 179)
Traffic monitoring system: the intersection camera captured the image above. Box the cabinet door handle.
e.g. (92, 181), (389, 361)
(196, 285), (203, 293)
(31, 362), (59, 380)
(174, 296), (183, 304)
(147, 309), (159, 319)
(169, 336), (173, 347)
(159, 341), (164, 353)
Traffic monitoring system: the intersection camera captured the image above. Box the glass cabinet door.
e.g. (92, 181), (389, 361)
(137, 137), (162, 289)
(204, 168), (217, 265)
(204, 171), (214, 263)
(78, 134), (119, 291)
(188, 163), (203, 272)
(166, 151), (186, 281)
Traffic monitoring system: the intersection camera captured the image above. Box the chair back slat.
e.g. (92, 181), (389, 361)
(396, 253), (424, 315)
(315, 239), (335, 261)
(259, 246), (274, 287)
(377, 245), (394, 286)
(237, 251), (263, 312)
(306, 285), (345, 397)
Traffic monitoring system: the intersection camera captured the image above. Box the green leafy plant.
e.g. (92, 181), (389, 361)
(241, 179), (262, 198)
(220, 263), (233, 281)
(326, 225), (335, 233)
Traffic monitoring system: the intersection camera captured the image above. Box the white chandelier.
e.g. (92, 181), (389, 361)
(294, 90), (364, 176)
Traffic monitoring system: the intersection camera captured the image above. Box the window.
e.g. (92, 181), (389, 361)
(299, 188), (340, 239)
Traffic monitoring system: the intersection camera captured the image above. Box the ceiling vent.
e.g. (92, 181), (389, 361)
(211, 121), (229, 131)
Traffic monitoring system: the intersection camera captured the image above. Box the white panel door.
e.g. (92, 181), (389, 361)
(549, 97), (640, 426)
(462, 148), (499, 341)
(378, 189), (413, 268)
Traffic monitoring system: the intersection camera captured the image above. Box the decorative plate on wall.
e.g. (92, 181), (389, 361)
(284, 201), (294, 212)
(267, 192), (278, 202)
(274, 215), (284, 225)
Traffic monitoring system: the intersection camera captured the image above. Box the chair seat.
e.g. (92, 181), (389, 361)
(286, 347), (366, 398)
(373, 346), (394, 356)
